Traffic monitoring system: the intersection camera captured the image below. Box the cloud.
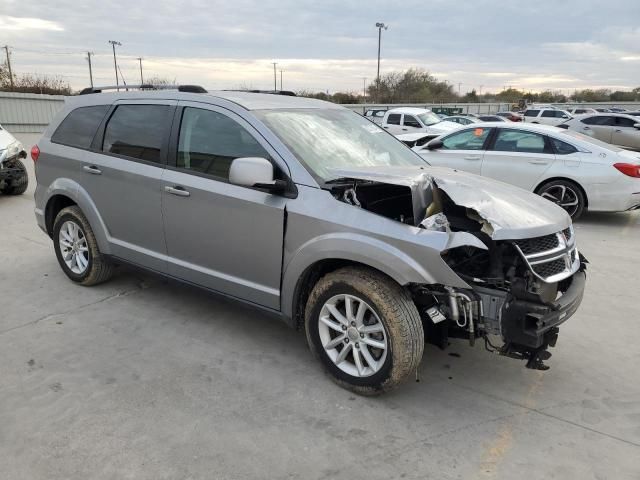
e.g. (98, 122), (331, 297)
(0, 15), (64, 31)
(5, 0), (640, 93)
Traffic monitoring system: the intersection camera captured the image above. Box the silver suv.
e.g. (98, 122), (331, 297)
(33, 86), (587, 394)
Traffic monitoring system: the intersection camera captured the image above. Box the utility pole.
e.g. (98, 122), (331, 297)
(137, 57), (144, 85)
(479, 85), (484, 95)
(375, 22), (388, 102)
(272, 62), (277, 91)
(117, 65), (128, 91)
(362, 77), (367, 103)
(108, 40), (122, 91)
(280, 69), (283, 90)
(458, 82), (462, 96)
(3, 45), (13, 90)
(86, 52), (94, 88)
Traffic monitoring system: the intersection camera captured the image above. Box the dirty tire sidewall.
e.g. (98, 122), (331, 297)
(305, 267), (424, 395)
(53, 206), (114, 286)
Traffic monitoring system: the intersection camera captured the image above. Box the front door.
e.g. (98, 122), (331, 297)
(161, 104), (288, 309)
(481, 128), (556, 191)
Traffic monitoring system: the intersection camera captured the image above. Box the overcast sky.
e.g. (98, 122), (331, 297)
(2, 0), (639, 94)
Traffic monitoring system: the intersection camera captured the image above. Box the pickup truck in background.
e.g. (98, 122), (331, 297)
(381, 107), (460, 138)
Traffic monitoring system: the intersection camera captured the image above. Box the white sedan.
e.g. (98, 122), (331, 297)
(417, 123), (640, 219)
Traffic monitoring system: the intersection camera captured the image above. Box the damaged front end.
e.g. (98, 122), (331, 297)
(328, 166), (587, 370)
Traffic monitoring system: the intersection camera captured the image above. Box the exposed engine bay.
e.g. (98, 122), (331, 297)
(329, 167), (587, 370)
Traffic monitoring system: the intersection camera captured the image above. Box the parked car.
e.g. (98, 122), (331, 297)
(522, 108), (572, 126)
(394, 132), (433, 148)
(476, 115), (508, 122)
(608, 107), (628, 113)
(595, 108), (611, 113)
(417, 122), (640, 219)
(495, 111), (523, 122)
(443, 115), (480, 126)
(0, 124), (28, 195)
(568, 108), (598, 115)
(33, 87), (587, 394)
(381, 107), (460, 138)
(560, 113), (640, 151)
(364, 108), (387, 125)
(624, 111), (640, 117)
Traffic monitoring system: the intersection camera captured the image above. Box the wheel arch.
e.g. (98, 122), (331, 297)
(281, 233), (441, 329)
(534, 176), (589, 209)
(42, 179), (112, 253)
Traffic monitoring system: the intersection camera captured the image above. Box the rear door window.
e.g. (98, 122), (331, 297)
(550, 137), (578, 155)
(581, 116), (615, 126)
(51, 105), (110, 149)
(541, 110), (556, 118)
(102, 105), (171, 164)
(386, 114), (401, 125)
(524, 110), (540, 117)
(615, 116), (637, 127)
(491, 129), (549, 154)
(441, 127), (491, 150)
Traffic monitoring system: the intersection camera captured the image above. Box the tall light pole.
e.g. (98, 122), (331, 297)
(375, 22), (388, 102)
(362, 77), (367, 104)
(108, 40), (122, 91)
(3, 45), (13, 90)
(86, 52), (94, 88)
(280, 69), (283, 90)
(272, 62), (277, 91)
(137, 57), (144, 85)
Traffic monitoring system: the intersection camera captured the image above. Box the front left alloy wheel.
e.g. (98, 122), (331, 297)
(53, 206), (114, 285)
(305, 266), (424, 395)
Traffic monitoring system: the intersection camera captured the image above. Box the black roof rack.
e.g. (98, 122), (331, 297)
(79, 84), (208, 95)
(224, 89), (297, 97)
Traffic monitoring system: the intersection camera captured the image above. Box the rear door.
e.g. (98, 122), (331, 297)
(611, 116), (640, 150)
(579, 115), (615, 143)
(481, 128), (556, 190)
(420, 126), (492, 175)
(84, 100), (175, 271)
(161, 102), (288, 309)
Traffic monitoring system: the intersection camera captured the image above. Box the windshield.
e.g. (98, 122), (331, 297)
(417, 112), (442, 126)
(255, 108), (426, 182)
(559, 129), (624, 152)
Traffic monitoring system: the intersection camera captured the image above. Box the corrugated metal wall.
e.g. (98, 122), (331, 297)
(0, 91), (66, 134)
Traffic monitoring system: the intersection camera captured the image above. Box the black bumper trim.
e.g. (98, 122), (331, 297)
(501, 270), (586, 349)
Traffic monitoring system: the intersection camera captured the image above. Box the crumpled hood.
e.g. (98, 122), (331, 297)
(330, 165), (571, 240)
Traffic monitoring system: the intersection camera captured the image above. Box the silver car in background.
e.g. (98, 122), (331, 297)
(33, 87), (586, 394)
(561, 113), (640, 151)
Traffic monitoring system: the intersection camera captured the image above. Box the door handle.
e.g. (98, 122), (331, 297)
(164, 185), (190, 197)
(582, 126), (591, 130)
(464, 156), (481, 161)
(82, 165), (102, 175)
(528, 160), (549, 165)
(383, 126), (389, 129)
(402, 128), (408, 131)
(614, 129), (622, 132)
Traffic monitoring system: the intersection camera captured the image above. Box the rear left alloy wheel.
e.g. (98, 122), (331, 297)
(537, 179), (585, 220)
(53, 206), (114, 285)
(305, 266), (424, 395)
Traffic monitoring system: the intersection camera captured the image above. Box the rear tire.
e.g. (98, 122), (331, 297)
(0, 159), (28, 195)
(53, 206), (114, 286)
(536, 179), (585, 220)
(305, 266), (424, 395)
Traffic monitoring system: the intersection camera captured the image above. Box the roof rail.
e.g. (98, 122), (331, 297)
(79, 84), (208, 95)
(224, 89), (297, 97)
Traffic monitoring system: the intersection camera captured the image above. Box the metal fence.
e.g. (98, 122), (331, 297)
(0, 91), (66, 133)
(343, 102), (513, 115)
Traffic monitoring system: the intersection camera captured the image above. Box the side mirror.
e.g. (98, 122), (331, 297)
(427, 139), (444, 150)
(634, 123), (640, 129)
(229, 157), (286, 193)
(561, 115), (569, 119)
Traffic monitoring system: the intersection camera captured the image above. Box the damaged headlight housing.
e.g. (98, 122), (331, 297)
(0, 140), (24, 164)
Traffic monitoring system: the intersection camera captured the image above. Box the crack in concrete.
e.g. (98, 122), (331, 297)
(0, 284), (149, 336)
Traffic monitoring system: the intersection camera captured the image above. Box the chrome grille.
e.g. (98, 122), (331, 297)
(532, 258), (566, 278)
(512, 228), (579, 283)
(514, 234), (559, 255)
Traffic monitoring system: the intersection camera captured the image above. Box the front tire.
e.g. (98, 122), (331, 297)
(537, 179), (585, 220)
(0, 159), (28, 195)
(305, 267), (424, 395)
(53, 206), (114, 286)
